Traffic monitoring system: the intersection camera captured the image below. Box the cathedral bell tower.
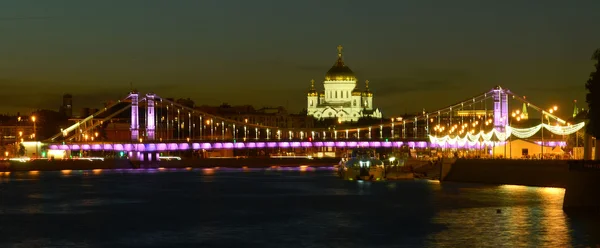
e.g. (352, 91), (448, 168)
(307, 79), (318, 112)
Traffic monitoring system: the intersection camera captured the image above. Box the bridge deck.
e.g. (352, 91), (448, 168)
(48, 140), (429, 151)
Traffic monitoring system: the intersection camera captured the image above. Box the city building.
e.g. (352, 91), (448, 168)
(0, 115), (35, 146)
(307, 45), (382, 122)
(196, 104), (314, 129)
(79, 108), (99, 118)
(60, 94), (73, 118)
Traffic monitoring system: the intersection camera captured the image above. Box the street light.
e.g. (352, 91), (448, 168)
(31, 115), (38, 157)
(509, 110), (523, 159)
(31, 116), (36, 140)
(541, 106), (558, 160)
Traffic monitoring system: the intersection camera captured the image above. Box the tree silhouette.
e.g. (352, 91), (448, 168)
(585, 49), (600, 137)
(176, 98), (195, 108)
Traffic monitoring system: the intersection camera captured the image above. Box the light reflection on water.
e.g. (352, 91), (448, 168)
(0, 168), (598, 247)
(428, 186), (571, 247)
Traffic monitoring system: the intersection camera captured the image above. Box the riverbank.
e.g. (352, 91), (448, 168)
(442, 159), (570, 188)
(0, 157), (340, 172)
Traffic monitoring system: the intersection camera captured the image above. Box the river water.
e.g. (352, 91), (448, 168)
(0, 167), (599, 248)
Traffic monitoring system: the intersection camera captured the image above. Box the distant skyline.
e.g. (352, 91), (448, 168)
(1, 0), (599, 117)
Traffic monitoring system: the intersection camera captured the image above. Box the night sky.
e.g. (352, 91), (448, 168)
(1, 0), (599, 117)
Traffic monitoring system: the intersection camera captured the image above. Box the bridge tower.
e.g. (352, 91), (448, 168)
(493, 86), (508, 132)
(130, 91), (140, 141)
(146, 93), (156, 141)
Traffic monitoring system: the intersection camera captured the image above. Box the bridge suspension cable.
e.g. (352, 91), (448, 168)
(46, 94), (134, 142)
(44, 86), (577, 144)
(64, 103), (134, 142)
(503, 91), (566, 124)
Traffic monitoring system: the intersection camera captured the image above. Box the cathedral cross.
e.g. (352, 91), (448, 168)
(365, 80), (369, 89)
(310, 79), (315, 89)
(337, 45), (343, 57)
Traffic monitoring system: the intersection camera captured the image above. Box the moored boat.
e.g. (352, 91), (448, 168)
(338, 149), (385, 181)
(338, 150), (415, 181)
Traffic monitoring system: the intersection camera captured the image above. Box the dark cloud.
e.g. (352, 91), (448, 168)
(0, 16), (59, 21)
(0, 90), (120, 111)
(368, 77), (463, 97)
(0, 78), (182, 113)
(296, 64), (326, 73)
(523, 85), (583, 93)
(253, 59), (329, 74)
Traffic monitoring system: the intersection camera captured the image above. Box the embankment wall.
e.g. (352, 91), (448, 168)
(2, 157), (339, 172)
(442, 159), (570, 188)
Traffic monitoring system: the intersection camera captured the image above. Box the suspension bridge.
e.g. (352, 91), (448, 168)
(43, 86), (585, 161)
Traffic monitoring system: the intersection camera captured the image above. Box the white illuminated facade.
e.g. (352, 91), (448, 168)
(306, 45), (382, 122)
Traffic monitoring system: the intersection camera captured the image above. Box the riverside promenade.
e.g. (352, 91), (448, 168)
(0, 157), (340, 172)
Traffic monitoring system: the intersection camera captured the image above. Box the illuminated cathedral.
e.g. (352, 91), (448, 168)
(306, 45), (382, 122)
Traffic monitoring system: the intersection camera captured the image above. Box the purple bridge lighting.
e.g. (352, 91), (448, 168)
(48, 141), (425, 151)
(47, 140), (565, 152)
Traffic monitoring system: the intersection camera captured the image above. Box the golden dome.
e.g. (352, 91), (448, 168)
(325, 45), (356, 81)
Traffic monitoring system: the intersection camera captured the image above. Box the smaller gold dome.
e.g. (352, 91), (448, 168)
(362, 80), (372, 96)
(307, 79), (318, 96)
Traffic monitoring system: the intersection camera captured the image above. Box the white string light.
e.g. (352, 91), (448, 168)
(543, 122), (585, 135)
(506, 125), (541, 139)
(429, 122), (586, 147)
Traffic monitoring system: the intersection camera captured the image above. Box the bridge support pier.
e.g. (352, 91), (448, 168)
(492, 86), (508, 132)
(146, 93), (156, 141)
(130, 91), (140, 141)
(128, 151), (144, 162)
(563, 160), (600, 212)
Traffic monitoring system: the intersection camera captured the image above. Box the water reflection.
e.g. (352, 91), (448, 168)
(60, 170), (72, 177)
(202, 168), (215, 175)
(0, 169), (598, 247)
(428, 184), (571, 247)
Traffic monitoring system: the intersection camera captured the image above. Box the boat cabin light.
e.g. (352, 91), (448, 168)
(359, 161), (370, 167)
